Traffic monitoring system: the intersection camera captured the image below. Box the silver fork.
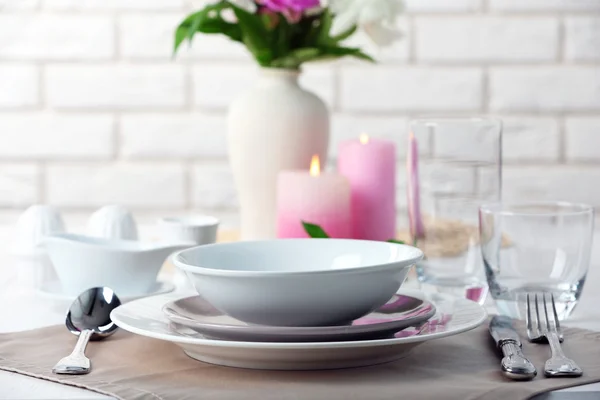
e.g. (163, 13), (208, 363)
(526, 293), (583, 377)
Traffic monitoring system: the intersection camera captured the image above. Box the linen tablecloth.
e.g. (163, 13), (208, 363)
(1, 319), (600, 400)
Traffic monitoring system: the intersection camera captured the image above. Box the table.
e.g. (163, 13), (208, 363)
(1, 227), (600, 399)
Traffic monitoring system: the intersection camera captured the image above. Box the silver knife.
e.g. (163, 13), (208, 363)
(489, 315), (537, 380)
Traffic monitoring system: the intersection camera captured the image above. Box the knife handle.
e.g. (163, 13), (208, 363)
(499, 339), (537, 381)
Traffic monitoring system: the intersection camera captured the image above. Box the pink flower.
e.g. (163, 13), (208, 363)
(256, 0), (320, 23)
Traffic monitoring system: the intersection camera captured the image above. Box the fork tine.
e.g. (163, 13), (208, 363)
(549, 293), (564, 342)
(550, 293), (561, 332)
(542, 292), (552, 333)
(534, 292), (542, 333)
(526, 293), (533, 333)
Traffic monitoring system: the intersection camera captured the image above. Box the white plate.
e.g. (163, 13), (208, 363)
(162, 294), (437, 342)
(111, 290), (487, 370)
(37, 280), (176, 303)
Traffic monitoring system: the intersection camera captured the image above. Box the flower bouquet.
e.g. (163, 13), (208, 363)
(174, 0), (404, 69)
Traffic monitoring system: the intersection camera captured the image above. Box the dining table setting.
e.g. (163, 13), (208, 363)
(0, 214), (600, 399)
(1, 118), (600, 400)
(0, 0), (598, 394)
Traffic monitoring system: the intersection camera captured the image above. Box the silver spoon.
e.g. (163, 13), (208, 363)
(52, 287), (121, 375)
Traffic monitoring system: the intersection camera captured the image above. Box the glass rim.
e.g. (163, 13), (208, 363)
(479, 201), (594, 217)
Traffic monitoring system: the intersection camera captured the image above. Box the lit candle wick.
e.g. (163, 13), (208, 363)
(359, 133), (369, 145)
(309, 154), (321, 177)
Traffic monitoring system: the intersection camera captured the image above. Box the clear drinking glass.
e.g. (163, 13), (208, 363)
(480, 202), (594, 320)
(407, 117), (502, 304)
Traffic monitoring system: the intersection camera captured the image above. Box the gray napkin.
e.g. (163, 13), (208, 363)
(1, 320), (600, 400)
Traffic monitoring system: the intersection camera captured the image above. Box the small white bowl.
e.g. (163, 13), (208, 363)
(44, 233), (193, 296)
(173, 239), (424, 327)
(158, 216), (219, 245)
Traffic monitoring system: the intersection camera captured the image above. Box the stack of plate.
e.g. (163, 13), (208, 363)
(111, 239), (487, 370)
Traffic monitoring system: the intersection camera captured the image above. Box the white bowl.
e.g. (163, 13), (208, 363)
(44, 233), (193, 296)
(158, 216), (219, 245)
(173, 239), (424, 327)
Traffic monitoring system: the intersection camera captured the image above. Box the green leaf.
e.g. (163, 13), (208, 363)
(274, 17), (290, 59)
(302, 221), (330, 239)
(351, 50), (376, 63)
(318, 46), (376, 63)
(271, 47), (321, 69)
(174, 10), (203, 52)
(316, 9), (333, 46)
(330, 25), (357, 43)
(174, 25), (188, 52)
(187, 11), (205, 41)
(201, 19), (243, 41)
(173, 4), (243, 55)
(387, 239), (406, 245)
(231, 4), (273, 66)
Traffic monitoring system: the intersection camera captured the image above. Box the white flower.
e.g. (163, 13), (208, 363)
(228, 0), (257, 13)
(329, 0), (403, 47)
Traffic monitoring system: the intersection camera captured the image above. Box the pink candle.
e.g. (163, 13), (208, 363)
(338, 135), (396, 241)
(407, 132), (426, 239)
(277, 155), (351, 238)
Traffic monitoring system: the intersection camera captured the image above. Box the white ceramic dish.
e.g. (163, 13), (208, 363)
(43, 233), (193, 296)
(12, 205), (65, 257)
(158, 216), (219, 245)
(173, 239), (424, 327)
(162, 293), (436, 342)
(111, 290), (487, 370)
(37, 279), (175, 303)
(158, 215), (219, 289)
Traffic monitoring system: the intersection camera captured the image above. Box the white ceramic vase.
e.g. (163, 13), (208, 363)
(228, 68), (329, 240)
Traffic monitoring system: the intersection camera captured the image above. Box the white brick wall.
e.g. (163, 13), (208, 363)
(502, 117), (561, 162)
(416, 17), (558, 63)
(340, 67), (482, 111)
(47, 163), (186, 208)
(0, 0), (38, 10)
(191, 163), (237, 209)
(404, 0), (482, 13)
(490, 67), (600, 112)
(47, 65), (187, 110)
(0, 164), (39, 207)
(0, 65), (37, 108)
(566, 118), (600, 161)
(43, 0), (184, 10)
(565, 17), (600, 61)
(503, 166), (600, 205)
(0, 15), (114, 60)
(0, 114), (114, 159)
(489, 0), (600, 12)
(0, 0), (598, 225)
(120, 114), (227, 159)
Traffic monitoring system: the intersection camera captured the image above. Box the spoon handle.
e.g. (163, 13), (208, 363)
(52, 329), (93, 375)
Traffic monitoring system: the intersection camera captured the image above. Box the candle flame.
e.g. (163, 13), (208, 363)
(309, 154), (321, 177)
(359, 133), (369, 145)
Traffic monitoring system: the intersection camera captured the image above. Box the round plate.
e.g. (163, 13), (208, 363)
(37, 280), (176, 303)
(111, 290), (487, 370)
(162, 294), (436, 342)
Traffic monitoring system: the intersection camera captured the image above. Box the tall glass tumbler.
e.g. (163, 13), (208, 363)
(407, 117), (502, 304)
(480, 202), (594, 320)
